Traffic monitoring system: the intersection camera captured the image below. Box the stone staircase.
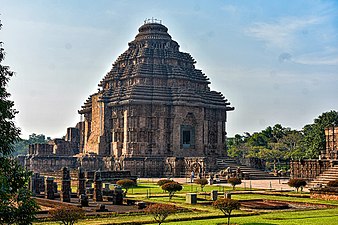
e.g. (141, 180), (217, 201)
(307, 165), (338, 188)
(216, 158), (275, 180)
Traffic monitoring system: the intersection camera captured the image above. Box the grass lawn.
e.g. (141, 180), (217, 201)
(34, 181), (338, 225)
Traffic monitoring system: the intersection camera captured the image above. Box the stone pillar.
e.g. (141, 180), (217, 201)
(93, 170), (103, 202)
(53, 182), (58, 193)
(225, 192), (232, 199)
(30, 173), (40, 195)
(45, 177), (55, 200)
(186, 193), (197, 204)
(211, 190), (218, 201)
(61, 167), (71, 202)
(78, 167), (86, 196)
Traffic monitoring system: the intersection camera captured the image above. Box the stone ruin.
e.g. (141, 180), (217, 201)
(24, 20), (234, 178)
(291, 126), (338, 180)
(31, 167), (125, 206)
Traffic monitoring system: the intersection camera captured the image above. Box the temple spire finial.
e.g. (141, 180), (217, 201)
(144, 17), (162, 24)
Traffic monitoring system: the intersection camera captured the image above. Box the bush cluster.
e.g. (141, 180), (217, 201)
(227, 177), (242, 190)
(288, 178), (307, 192)
(49, 205), (85, 225)
(145, 203), (177, 225)
(161, 182), (183, 200)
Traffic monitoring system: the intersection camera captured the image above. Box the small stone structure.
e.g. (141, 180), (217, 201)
(211, 190), (218, 201)
(78, 167), (86, 196)
(186, 193), (197, 204)
(61, 167), (71, 202)
(30, 173), (45, 195)
(93, 171), (103, 202)
(45, 177), (55, 200)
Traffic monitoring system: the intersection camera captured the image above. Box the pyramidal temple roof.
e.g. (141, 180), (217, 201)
(79, 21), (233, 113)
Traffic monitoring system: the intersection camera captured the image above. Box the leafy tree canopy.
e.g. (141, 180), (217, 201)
(227, 111), (338, 170)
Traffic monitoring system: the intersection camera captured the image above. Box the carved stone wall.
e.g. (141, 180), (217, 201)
(290, 160), (330, 179)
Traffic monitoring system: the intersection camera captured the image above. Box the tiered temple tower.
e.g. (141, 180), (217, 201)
(25, 20), (234, 177)
(77, 21), (234, 176)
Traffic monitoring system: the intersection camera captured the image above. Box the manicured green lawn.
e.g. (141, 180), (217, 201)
(167, 207), (338, 225)
(34, 181), (338, 225)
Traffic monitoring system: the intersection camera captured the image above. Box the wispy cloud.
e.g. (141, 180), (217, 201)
(246, 16), (323, 49)
(294, 48), (338, 66)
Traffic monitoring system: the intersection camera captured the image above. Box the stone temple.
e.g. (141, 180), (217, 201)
(25, 20), (234, 177)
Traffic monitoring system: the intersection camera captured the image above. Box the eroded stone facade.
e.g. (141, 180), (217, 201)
(25, 21), (234, 177)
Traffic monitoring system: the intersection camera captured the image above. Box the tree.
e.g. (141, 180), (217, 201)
(227, 177), (241, 190)
(288, 179), (307, 192)
(213, 198), (240, 225)
(161, 182), (183, 200)
(0, 20), (39, 225)
(194, 178), (208, 192)
(49, 206), (85, 225)
(302, 111), (338, 159)
(145, 203), (177, 225)
(116, 179), (136, 196)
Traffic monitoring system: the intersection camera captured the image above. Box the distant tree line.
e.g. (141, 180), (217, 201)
(227, 111), (338, 171)
(13, 133), (51, 156)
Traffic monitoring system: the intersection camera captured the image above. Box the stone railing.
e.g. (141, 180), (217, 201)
(290, 159), (331, 180)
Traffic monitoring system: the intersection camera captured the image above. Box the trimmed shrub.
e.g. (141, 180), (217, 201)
(145, 203), (177, 225)
(288, 178), (307, 192)
(161, 182), (183, 200)
(116, 179), (136, 195)
(194, 178), (208, 191)
(227, 177), (242, 190)
(213, 198), (240, 225)
(49, 205), (85, 225)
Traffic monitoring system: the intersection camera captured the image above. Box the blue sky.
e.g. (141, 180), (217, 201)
(1, 0), (338, 138)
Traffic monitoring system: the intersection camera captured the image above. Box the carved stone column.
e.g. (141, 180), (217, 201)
(78, 167), (86, 197)
(45, 177), (55, 199)
(93, 170), (103, 202)
(61, 167), (71, 202)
